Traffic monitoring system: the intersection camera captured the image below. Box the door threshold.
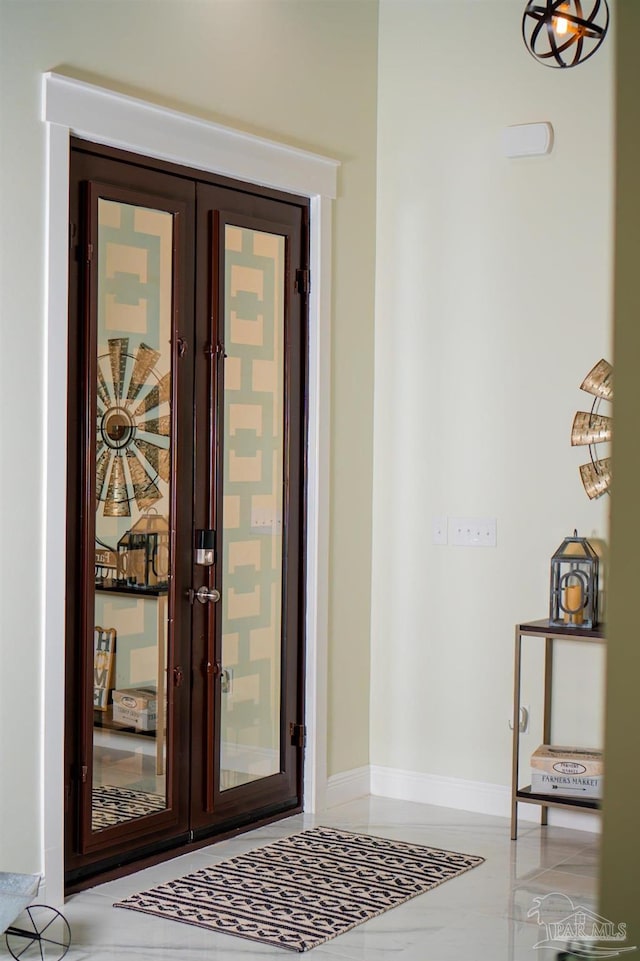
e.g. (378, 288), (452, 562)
(65, 801), (302, 896)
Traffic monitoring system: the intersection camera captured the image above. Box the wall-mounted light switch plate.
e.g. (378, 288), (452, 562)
(251, 506), (282, 535)
(432, 516), (448, 545)
(449, 517), (497, 547)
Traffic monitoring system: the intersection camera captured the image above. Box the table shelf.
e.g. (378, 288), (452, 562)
(515, 785), (600, 811)
(510, 619), (605, 839)
(93, 704), (157, 738)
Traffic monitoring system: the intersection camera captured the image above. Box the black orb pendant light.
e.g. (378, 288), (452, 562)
(522, 0), (609, 68)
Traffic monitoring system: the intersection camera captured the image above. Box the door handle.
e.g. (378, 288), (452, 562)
(173, 665), (184, 687)
(194, 586), (221, 604)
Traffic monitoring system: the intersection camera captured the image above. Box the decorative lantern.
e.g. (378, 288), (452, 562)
(117, 510), (170, 591)
(549, 529), (599, 629)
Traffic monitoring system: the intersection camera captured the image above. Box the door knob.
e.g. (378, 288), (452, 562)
(195, 586), (221, 604)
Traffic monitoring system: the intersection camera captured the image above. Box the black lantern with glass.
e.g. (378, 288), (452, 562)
(549, 529), (599, 629)
(116, 510), (170, 592)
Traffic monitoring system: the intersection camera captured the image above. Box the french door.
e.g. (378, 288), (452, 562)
(65, 143), (308, 887)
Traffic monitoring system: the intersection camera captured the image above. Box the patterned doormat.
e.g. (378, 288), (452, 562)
(114, 826), (484, 952)
(92, 785), (165, 831)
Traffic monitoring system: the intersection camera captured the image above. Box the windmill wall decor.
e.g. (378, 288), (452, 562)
(96, 337), (171, 517)
(571, 358), (612, 499)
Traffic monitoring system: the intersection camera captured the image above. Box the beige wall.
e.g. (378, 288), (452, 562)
(5, 0), (635, 919)
(0, 0), (377, 872)
(372, 1), (613, 791)
(600, 0), (640, 942)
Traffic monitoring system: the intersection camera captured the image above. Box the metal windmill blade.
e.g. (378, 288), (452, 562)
(574, 359), (613, 499)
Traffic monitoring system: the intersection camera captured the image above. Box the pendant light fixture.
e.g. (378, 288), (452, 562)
(522, 1), (609, 68)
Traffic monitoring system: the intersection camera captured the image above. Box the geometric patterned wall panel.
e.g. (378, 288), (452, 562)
(91, 197), (174, 829)
(220, 224), (285, 786)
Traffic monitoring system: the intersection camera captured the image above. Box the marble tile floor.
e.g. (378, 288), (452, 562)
(4, 797), (601, 961)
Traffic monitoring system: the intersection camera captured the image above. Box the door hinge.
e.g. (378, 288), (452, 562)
(86, 243), (94, 263)
(81, 764), (88, 783)
(205, 660), (221, 678)
(290, 722), (306, 748)
(295, 268), (310, 296)
(173, 665), (185, 687)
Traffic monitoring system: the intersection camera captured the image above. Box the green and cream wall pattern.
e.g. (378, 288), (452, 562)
(95, 199), (173, 691)
(220, 225), (285, 787)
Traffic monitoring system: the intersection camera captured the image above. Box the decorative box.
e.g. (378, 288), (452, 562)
(112, 688), (158, 731)
(530, 744), (603, 799)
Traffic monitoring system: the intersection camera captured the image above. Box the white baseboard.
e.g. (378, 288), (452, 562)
(371, 764), (508, 817)
(326, 766), (370, 808)
(545, 807), (601, 833)
(368, 764), (600, 834)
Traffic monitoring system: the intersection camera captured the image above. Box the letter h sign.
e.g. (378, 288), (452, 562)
(94, 626), (116, 711)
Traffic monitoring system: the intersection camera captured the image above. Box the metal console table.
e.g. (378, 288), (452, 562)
(511, 619), (606, 840)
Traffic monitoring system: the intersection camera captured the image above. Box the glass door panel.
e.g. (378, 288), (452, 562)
(91, 198), (173, 831)
(219, 225), (285, 791)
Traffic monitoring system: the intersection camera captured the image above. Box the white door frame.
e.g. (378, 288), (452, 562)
(42, 72), (337, 905)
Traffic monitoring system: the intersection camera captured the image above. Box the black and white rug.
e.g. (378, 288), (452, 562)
(114, 826), (484, 952)
(92, 785), (165, 831)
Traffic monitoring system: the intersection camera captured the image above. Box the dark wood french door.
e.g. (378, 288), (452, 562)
(65, 142), (307, 888)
